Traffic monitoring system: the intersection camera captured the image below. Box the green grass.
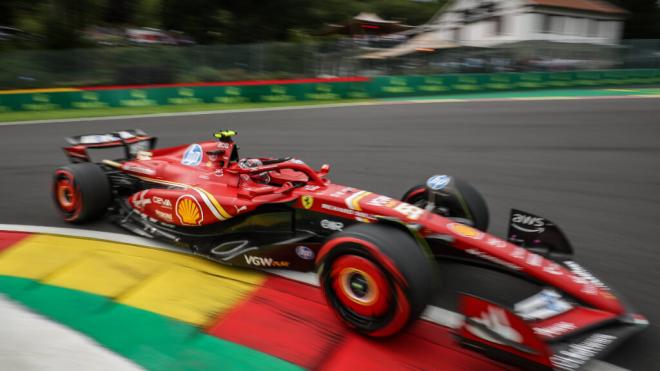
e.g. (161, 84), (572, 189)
(0, 99), (370, 123)
(2, 86), (660, 124)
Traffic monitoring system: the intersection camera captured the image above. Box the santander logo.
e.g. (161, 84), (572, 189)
(466, 306), (523, 345)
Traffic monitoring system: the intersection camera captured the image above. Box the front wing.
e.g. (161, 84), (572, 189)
(457, 293), (648, 371)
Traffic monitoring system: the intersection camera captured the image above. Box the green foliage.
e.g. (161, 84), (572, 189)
(610, 0), (660, 38)
(0, 43), (315, 89)
(134, 0), (162, 28)
(3, 0), (660, 47)
(2, 0), (443, 48)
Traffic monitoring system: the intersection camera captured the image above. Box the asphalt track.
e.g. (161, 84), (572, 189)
(0, 97), (659, 370)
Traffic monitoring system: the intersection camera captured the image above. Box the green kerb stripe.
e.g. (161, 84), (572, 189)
(0, 275), (303, 371)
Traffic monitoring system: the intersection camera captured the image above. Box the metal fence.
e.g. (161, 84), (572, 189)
(1, 39), (659, 89)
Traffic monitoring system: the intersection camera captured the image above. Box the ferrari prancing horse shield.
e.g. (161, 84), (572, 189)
(301, 195), (314, 209)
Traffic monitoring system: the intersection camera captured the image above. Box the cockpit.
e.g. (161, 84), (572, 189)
(206, 131), (330, 200)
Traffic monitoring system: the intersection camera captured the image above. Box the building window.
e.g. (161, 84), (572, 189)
(551, 15), (564, 34)
(574, 17), (585, 36)
(493, 16), (502, 35)
(566, 17), (582, 35)
(451, 28), (460, 41)
(541, 14), (552, 33)
(588, 19), (599, 37)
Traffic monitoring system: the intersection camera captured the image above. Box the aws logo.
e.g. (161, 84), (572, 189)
(176, 195), (203, 225)
(511, 213), (545, 233)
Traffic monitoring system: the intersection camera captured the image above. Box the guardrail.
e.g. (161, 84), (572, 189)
(1, 69), (659, 112)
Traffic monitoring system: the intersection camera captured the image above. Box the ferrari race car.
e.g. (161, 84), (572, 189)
(53, 130), (647, 370)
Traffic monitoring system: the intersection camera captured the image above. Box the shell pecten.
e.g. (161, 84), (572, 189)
(176, 195), (203, 225)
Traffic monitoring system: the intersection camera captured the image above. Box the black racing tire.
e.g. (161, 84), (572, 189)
(401, 177), (489, 231)
(52, 163), (112, 223)
(316, 223), (433, 337)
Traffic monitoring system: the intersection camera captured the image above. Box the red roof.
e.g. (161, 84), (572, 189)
(528, 0), (627, 14)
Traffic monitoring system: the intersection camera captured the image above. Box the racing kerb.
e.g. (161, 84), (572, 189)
(1, 69), (660, 112)
(0, 226), (508, 370)
(0, 225), (625, 371)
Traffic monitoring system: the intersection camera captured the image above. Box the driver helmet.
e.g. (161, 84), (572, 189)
(238, 158), (271, 184)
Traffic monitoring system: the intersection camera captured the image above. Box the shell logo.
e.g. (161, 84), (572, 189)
(175, 195), (203, 225)
(447, 223), (484, 240)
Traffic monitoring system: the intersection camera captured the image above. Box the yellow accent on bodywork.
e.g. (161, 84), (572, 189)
(197, 187), (233, 219)
(351, 191), (371, 211)
(133, 175), (233, 220)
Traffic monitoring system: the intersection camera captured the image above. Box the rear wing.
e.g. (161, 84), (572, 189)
(457, 294), (648, 371)
(63, 129), (156, 163)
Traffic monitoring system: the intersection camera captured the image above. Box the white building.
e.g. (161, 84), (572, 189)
(363, 0), (627, 59)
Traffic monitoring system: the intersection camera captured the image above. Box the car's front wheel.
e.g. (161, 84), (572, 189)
(53, 163), (111, 223)
(316, 223), (433, 337)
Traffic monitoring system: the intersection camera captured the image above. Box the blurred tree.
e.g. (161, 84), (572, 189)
(161, 0), (223, 43)
(0, 0), (452, 47)
(103, 0), (133, 24)
(0, 0), (17, 25)
(611, 0), (660, 38)
(134, 0), (162, 28)
(42, 0), (102, 48)
(6, 0), (660, 48)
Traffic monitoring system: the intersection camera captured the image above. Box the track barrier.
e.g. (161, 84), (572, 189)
(1, 69), (659, 112)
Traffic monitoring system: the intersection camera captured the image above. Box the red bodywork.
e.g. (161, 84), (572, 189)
(118, 139), (624, 322)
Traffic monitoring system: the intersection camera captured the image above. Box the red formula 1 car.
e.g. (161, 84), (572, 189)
(53, 130), (647, 370)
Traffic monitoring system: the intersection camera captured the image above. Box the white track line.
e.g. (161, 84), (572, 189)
(0, 295), (143, 371)
(1, 93), (659, 126)
(0, 102), (379, 126)
(0, 224), (627, 370)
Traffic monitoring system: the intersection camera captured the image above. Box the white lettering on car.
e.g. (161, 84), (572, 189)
(511, 213), (546, 233)
(321, 204), (375, 220)
(366, 195), (397, 208)
(152, 196), (172, 208)
(466, 306), (522, 345)
(321, 219), (344, 231)
(486, 237), (507, 248)
(564, 261), (609, 290)
(393, 203), (425, 221)
(244, 255), (289, 268)
(550, 334), (616, 370)
(533, 321), (577, 338)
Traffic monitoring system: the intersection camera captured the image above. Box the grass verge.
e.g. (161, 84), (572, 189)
(2, 86), (660, 123)
(0, 99), (370, 123)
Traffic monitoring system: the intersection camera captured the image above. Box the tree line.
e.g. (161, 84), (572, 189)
(0, 0), (442, 48)
(1, 0), (658, 49)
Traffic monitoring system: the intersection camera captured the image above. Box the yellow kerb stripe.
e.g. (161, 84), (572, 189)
(0, 234), (265, 326)
(0, 88), (81, 95)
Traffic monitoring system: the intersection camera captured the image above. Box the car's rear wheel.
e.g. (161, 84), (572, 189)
(317, 223), (433, 337)
(53, 163), (111, 223)
(401, 177), (489, 231)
